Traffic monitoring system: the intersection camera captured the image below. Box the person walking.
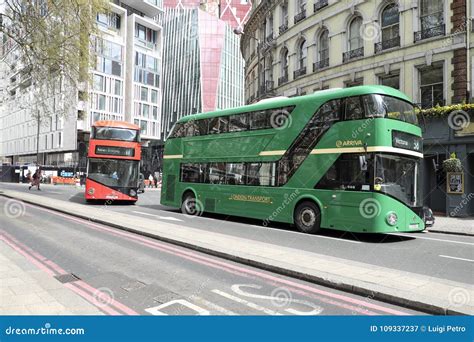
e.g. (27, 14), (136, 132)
(25, 170), (32, 187)
(148, 174), (154, 188)
(29, 168), (42, 191)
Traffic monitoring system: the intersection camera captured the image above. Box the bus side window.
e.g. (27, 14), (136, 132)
(208, 118), (220, 134)
(250, 111), (269, 130)
(316, 99), (342, 122)
(344, 97), (364, 120)
(181, 163), (200, 183)
(197, 119), (209, 135)
(229, 113), (249, 132)
(247, 162), (276, 187)
(226, 163), (246, 185)
(209, 163), (226, 184)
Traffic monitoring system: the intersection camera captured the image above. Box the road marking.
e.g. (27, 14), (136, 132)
(231, 284), (323, 315)
(132, 211), (183, 222)
(189, 295), (237, 315)
(391, 234), (474, 246)
(145, 299), (210, 315)
(250, 225), (361, 244)
(439, 255), (474, 263)
(212, 289), (282, 315)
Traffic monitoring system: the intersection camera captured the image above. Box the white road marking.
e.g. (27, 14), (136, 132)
(212, 289), (282, 315)
(250, 225), (361, 244)
(391, 234), (474, 246)
(132, 211), (183, 222)
(189, 295), (237, 315)
(231, 284), (323, 315)
(439, 255), (474, 263)
(145, 299), (210, 315)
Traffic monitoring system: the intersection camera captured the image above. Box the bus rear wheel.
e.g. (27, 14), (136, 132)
(181, 192), (202, 216)
(294, 201), (321, 234)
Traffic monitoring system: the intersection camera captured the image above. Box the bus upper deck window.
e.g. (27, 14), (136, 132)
(345, 97), (364, 120)
(363, 95), (385, 118)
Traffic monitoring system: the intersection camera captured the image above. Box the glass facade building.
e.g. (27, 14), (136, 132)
(160, 7), (245, 140)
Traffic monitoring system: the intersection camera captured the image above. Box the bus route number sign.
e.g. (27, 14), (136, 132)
(95, 146), (135, 157)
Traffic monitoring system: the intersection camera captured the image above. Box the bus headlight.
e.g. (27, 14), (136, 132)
(87, 188), (95, 195)
(386, 212), (398, 226)
(130, 189), (137, 197)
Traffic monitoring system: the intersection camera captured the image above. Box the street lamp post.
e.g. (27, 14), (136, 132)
(234, 28), (261, 102)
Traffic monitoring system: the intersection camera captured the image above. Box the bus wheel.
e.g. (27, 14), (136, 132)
(181, 192), (202, 216)
(294, 201), (321, 234)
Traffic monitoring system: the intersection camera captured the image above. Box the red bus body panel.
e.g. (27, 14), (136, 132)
(86, 121), (141, 202)
(85, 179), (138, 202)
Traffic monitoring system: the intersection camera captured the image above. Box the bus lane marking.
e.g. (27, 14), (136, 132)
(231, 284), (323, 316)
(145, 299), (210, 315)
(132, 211), (183, 222)
(390, 234), (474, 246)
(212, 289), (282, 315)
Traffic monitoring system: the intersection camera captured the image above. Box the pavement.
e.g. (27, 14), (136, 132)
(0, 183), (472, 315)
(430, 216), (474, 236)
(0, 239), (103, 315)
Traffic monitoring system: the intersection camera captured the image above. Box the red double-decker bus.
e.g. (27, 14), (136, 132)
(85, 121), (141, 203)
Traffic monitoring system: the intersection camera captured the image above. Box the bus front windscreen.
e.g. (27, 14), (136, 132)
(87, 159), (139, 188)
(374, 154), (422, 208)
(363, 95), (418, 125)
(93, 127), (139, 142)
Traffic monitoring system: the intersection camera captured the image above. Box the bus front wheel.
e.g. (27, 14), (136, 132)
(181, 192), (202, 216)
(294, 201), (322, 234)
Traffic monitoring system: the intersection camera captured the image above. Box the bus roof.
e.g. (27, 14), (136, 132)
(177, 85), (412, 124)
(92, 120), (140, 130)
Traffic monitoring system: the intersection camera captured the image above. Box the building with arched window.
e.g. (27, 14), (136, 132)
(242, 0), (472, 107)
(241, 0), (474, 217)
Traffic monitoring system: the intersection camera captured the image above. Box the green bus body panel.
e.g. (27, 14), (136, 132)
(161, 86), (424, 233)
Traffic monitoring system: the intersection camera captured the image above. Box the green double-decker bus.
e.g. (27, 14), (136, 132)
(161, 85), (433, 234)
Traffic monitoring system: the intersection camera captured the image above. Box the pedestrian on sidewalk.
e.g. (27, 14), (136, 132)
(153, 174), (159, 188)
(25, 170), (32, 187)
(148, 174), (154, 188)
(29, 168), (42, 191)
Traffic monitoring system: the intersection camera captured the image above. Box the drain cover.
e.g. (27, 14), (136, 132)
(54, 273), (80, 284)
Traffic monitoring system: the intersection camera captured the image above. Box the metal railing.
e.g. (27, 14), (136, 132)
(374, 36), (400, 53)
(293, 66), (307, 79)
(279, 22), (289, 35)
(294, 9), (306, 24)
(314, 0), (328, 12)
(313, 58), (329, 72)
(278, 74), (289, 86)
(343, 47), (364, 63)
(414, 24), (445, 42)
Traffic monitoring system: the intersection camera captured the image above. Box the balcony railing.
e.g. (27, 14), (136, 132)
(293, 66), (307, 79)
(414, 24), (445, 42)
(374, 36), (401, 53)
(314, 0), (328, 12)
(278, 74), (289, 86)
(343, 47), (364, 63)
(294, 9), (306, 24)
(279, 22), (289, 35)
(313, 58), (329, 72)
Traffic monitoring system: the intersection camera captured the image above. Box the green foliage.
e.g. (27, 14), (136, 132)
(1, 0), (110, 118)
(417, 103), (474, 118)
(443, 155), (463, 173)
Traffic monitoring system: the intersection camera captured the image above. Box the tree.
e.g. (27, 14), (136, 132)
(0, 0), (109, 119)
